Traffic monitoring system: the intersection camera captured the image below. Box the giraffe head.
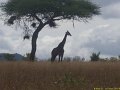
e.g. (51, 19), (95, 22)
(66, 31), (72, 36)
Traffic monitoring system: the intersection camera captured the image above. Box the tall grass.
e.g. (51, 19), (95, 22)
(0, 61), (120, 90)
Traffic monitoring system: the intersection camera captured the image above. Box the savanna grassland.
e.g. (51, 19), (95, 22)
(0, 61), (120, 90)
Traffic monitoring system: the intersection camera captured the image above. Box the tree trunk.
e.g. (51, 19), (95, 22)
(30, 24), (44, 61)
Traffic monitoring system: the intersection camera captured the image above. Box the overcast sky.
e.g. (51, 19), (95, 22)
(0, 0), (120, 60)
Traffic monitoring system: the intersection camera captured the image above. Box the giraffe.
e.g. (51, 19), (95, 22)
(51, 31), (72, 62)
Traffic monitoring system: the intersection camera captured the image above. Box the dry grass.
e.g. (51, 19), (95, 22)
(0, 61), (120, 90)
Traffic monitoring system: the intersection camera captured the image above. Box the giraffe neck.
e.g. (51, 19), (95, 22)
(58, 33), (67, 48)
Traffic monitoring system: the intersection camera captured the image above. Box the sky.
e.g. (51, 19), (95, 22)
(0, 0), (120, 60)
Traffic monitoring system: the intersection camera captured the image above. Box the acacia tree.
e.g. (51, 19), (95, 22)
(1, 0), (100, 61)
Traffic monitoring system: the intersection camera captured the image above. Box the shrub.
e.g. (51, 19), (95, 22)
(4, 53), (15, 61)
(90, 52), (100, 61)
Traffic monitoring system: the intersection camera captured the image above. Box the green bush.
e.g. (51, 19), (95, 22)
(90, 52), (100, 61)
(4, 53), (14, 61)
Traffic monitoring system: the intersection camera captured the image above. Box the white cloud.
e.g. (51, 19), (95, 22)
(102, 2), (120, 19)
(91, 0), (120, 6)
(82, 17), (120, 57)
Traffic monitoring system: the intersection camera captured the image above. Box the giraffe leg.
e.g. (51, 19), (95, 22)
(58, 55), (61, 62)
(51, 57), (54, 62)
(61, 50), (64, 62)
(51, 48), (58, 62)
(61, 54), (63, 62)
(51, 55), (56, 62)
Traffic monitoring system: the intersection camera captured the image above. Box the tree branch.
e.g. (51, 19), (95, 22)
(33, 14), (43, 24)
(44, 16), (62, 25)
(53, 18), (61, 21)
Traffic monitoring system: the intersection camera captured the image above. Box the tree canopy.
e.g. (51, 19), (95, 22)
(2, 0), (100, 21)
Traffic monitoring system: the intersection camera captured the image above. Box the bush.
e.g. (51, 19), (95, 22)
(4, 53), (15, 61)
(72, 56), (85, 62)
(90, 52), (100, 61)
(64, 57), (72, 62)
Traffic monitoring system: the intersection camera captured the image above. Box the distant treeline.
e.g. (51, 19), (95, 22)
(0, 52), (120, 62)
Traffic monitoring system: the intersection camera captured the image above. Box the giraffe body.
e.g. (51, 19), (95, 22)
(51, 31), (71, 62)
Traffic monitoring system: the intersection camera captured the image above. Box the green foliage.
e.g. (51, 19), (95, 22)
(59, 72), (87, 87)
(90, 52), (100, 61)
(63, 72), (74, 83)
(1, 0), (100, 20)
(4, 53), (15, 61)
